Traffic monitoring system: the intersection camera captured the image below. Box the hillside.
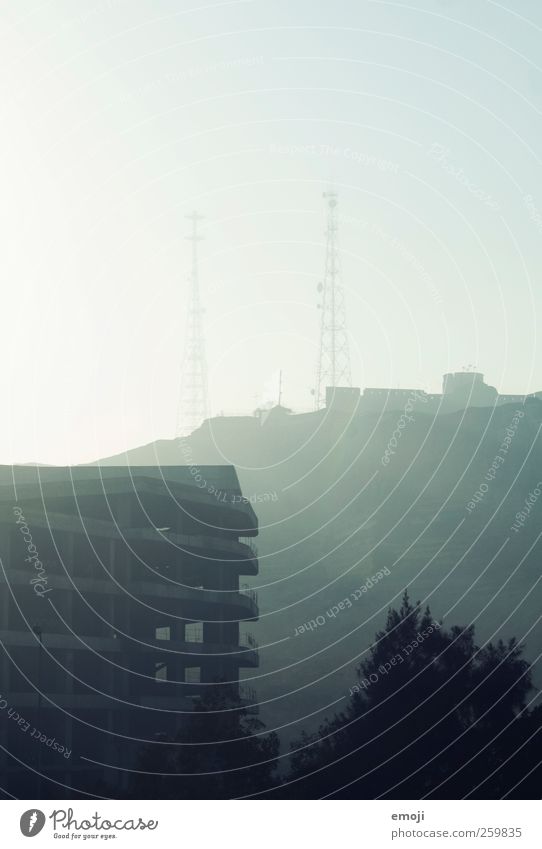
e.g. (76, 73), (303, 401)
(93, 401), (542, 739)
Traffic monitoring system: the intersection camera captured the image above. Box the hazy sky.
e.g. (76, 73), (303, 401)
(2, 0), (542, 464)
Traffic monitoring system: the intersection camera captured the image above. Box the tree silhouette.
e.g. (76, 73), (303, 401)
(132, 685), (279, 799)
(286, 591), (539, 798)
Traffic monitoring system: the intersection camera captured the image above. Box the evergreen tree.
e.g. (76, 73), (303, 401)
(133, 685), (279, 799)
(287, 591), (538, 798)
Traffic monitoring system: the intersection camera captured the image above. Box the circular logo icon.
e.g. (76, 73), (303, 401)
(20, 810), (46, 837)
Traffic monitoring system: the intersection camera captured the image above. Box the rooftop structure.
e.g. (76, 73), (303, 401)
(360, 371), (541, 415)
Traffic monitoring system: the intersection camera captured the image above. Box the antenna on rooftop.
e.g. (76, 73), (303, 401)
(314, 190), (352, 409)
(176, 211), (209, 437)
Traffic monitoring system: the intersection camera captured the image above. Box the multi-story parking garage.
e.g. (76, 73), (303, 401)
(0, 465), (259, 797)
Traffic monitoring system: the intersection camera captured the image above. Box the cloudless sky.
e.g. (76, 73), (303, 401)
(2, 0), (542, 463)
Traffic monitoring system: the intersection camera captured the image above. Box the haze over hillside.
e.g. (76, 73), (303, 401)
(93, 391), (542, 737)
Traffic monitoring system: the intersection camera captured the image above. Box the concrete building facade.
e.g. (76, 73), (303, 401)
(0, 465), (258, 797)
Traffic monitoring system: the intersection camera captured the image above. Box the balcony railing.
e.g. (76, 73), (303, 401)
(239, 684), (257, 704)
(239, 537), (258, 558)
(239, 632), (258, 650)
(182, 628), (257, 654)
(240, 583), (258, 606)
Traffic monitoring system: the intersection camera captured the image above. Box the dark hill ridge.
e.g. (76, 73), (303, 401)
(93, 401), (542, 738)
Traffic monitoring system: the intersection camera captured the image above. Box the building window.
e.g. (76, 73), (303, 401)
(184, 667), (201, 683)
(155, 663), (167, 682)
(155, 626), (170, 641)
(184, 622), (203, 643)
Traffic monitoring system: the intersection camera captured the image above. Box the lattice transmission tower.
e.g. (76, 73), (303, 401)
(314, 190), (352, 409)
(176, 211), (209, 437)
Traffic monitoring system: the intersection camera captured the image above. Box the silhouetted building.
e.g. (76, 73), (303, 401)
(254, 404), (293, 427)
(325, 386), (361, 414)
(194, 372), (542, 437)
(0, 465), (258, 797)
(360, 372), (542, 415)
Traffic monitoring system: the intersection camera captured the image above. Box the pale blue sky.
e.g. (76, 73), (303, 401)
(2, 0), (542, 463)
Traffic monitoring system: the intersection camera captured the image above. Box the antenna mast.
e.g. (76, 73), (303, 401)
(314, 190), (351, 409)
(176, 211), (209, 437)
